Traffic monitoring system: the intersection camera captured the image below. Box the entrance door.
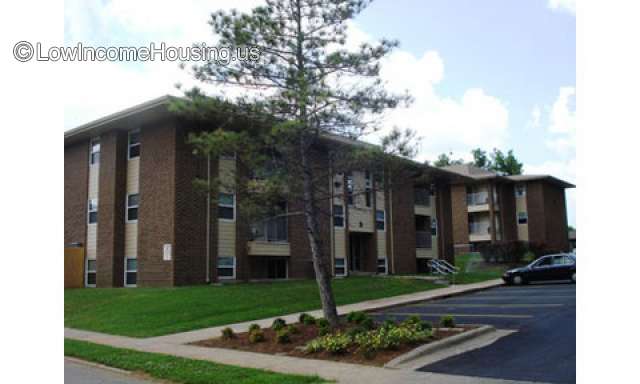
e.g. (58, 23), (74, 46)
(349, 234), (368, 272)
(267, 258), (287, 279)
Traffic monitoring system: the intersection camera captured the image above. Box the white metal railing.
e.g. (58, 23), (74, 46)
(467, 192), (489, 206)
(428, 259), (459, 275)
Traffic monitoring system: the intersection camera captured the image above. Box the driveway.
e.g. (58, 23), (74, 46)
(372, 282), (576, 384)
(65, 359), (160, 384)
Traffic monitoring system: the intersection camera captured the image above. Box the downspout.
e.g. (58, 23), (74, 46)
(205, 154), (211, 283)
(389, 186), (396, 274)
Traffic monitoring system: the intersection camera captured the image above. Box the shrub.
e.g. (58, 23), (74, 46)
(248, 329), (265, 343)
(299, 313), (316, 325)
(382, 319), (396, 330)
(304, 333), (351, 354)
(248, 323), (261, 333)
(346, 311), (367, 324)
(221, 327), (235, 340)
(360, 317), (375, 330)
(287, 325), (300, 334)
(355, 323), (432, 353)
(440, 315), (455, 328)
(403, 315), (431, 331)
(275, 328), (291, 344)
(346, 326), (367, 338)
(315, 318), (330, 329)
(318, 326), (330, 336)
(271, 318), (286, 331)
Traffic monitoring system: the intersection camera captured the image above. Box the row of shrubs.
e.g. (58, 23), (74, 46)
(221, 312), (328, 344)
(305, 312), (456, 359)
(476, 241), (568, 264)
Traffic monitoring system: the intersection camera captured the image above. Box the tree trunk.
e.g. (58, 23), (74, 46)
(300, 139), (340, 327)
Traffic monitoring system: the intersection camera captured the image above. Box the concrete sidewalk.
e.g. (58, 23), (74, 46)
(147, 279), (504, 345)
(66, 279), (529, 384)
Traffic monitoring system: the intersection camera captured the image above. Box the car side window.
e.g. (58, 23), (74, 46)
(552, 256), (566, 266)
(535, 257), (552, 267)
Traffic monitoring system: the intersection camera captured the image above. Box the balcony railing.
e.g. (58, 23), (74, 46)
(467, 192), (489, 206)
(416, 231), (432, 249)
(468, 222), (490, 235)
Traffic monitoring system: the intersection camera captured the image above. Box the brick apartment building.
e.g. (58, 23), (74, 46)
(64, 96), (574, 288)
(441, 164), (575, 254)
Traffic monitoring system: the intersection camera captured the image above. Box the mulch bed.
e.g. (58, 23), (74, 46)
(192, 322), (476, 367)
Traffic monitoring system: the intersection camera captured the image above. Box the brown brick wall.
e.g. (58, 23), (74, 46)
(390, 178), (417, 275)
(543, 183), (570, 251)
(138, 121), (176, 287)
(450, 184), (470, 253)
(173, 124), (211, 285)
(436, 183), (454, 263)
(96, 131), (127, 287)
(499, 183), (517, 241)
(64, 141), (89, 247)
(526, 181), (546, 245)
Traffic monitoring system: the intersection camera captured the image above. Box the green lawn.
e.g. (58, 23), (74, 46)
(65, 339), (325, 384)
(449, 253), (508, 284)
(65, 276), (440, 337)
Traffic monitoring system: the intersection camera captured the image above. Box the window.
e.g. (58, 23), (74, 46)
(534, 256), (552, 268)
(515, 184), (526, 197)
(346, 173), (354, 205)
(89, 137), (100, 165)
(414, 187), (431, 206)
(126, 194), (139, 222)
(377, 258), (388, 274)
(431, 217), (438, 236)
(87, 199), (98, 224)
(365, 188), (372, 207)
(334, 258), (346, 277)
(552, 255), (575, 266)
(125, 257), (137, 287)
(250, 202), (288, 242)
(415, 215), (432, 249)
(376, 210), (385, 231)
(85, 259), (96, 287)
(218, 256), (236, 279)
(128, 130), (140, 159)
(218, 193), (235, 220)
(333, 205), (344, 228)
(517, 211), (528, 224)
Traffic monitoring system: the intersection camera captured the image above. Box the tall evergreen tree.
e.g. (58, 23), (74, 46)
(171, 0), (411, 327)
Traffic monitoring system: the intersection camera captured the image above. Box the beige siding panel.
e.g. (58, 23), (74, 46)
(218, 221), (236, 257)
(219, 157), (236, 189)
(515, 196), (528, 241)
(349, 207), (374, 232)
(88, 164), (99, 199)
(377, 233), (386, 257)
(86, 224), (97, 259)
(247, 242), (290, 256)
(376, 191), (385, 209)
(334, 229), (346, 258)
(124, 223), (138, 257)
(126, 157), (140, 194)
(416, 248), (437, 259)
(414, 205), (433, 216)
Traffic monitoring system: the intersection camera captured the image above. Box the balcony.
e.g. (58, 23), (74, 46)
(416, 231), (432, 249)
(466, 191), (499, 212)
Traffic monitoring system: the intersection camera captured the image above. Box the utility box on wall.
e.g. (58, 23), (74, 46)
(64, 247), (85, 288)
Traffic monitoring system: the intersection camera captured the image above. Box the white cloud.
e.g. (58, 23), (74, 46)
(545, 86), (576, 154)
(547, 0), (576, 15)
(528, 105), (542, 129)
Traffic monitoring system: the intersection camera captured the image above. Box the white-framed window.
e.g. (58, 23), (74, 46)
(518, 211), (528, 224)
(376, 210), (385, 231)
(89, 137), (100, 165)
(377, 258), (388, 274)
(333, 205), (344, 228)
(126, 194), (139, 222)
(124, 257), (137, 287)
(217, 256), (236, 279)
(345, 173), (354, 205)
(85, 259), (96, 287)
(431, 217), (438, 236)
(128, 129), (140, 159)
(87, 199), (98, 224)
(218, 193), (235, 221)
(515, 184), (526, 197)
(334, 258), (346, 277)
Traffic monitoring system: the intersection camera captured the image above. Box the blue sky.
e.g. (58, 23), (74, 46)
(64, 0), (576, 225)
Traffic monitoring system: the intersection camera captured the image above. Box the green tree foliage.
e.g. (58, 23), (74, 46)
(434, 148), (523, 176)
(170, 0), (414, 327)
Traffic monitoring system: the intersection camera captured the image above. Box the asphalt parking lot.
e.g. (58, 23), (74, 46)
(372, 282), (576, 384)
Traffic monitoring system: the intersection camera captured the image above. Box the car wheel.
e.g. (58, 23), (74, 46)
(571, 272), (576, 283)
(513, 275), (524, 285)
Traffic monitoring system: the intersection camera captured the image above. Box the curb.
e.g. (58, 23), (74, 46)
(64, 356), (133, 375)
(383, 325), (496, 368)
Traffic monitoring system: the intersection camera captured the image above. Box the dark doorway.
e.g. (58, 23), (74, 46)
(267, 258), (288, 279)
(349, 233), (370, 272)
